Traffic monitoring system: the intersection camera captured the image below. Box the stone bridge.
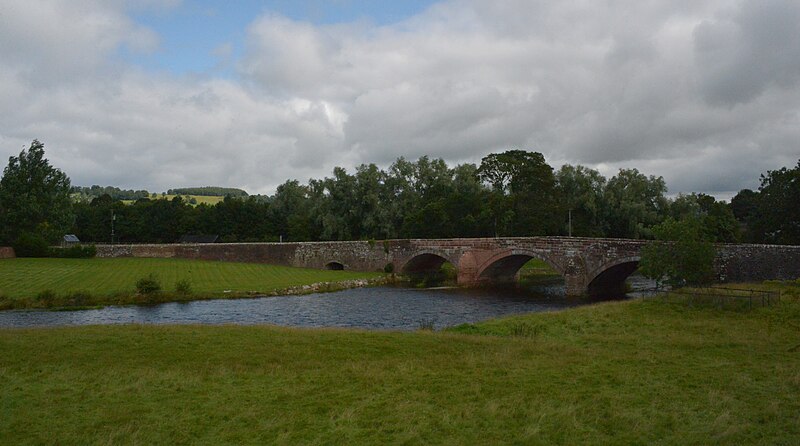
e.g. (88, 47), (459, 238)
(96, 237), (800, 296)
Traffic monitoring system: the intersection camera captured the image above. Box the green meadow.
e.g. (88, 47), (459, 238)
(120, 194), (226, 206)
(0, 258), (384, 309)
(1, 282), (799, 444)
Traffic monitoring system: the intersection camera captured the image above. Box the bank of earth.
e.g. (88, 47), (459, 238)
(1, 280), (799, 444)
(0, 257), (385, 310)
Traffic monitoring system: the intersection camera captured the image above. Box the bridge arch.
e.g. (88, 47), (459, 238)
(400, 250), (457, 275)
(325, 261), (345, 270)
(586, 256), (640, 295)
(476, 249), (564, 284)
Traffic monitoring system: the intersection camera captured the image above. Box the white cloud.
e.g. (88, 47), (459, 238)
(1, 0), (799, 197)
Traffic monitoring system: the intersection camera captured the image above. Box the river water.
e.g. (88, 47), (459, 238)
(0, 276), (653, 330)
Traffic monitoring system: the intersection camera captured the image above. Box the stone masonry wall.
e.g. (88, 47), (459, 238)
(715, 244), (800, 283)
(95, 238), (800, 294)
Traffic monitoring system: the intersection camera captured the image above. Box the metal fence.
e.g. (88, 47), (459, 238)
(640, 287), (781, 310)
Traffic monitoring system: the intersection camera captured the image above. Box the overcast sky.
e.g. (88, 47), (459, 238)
(1, 0), (798, 199)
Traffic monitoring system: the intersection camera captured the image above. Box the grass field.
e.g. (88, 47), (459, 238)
(1, 281), (798, 444)
(120, 194), (225, 206)
(0, 258), (384, 309)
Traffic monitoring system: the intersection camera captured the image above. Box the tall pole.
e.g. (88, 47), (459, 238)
(568, 209), (572, 237)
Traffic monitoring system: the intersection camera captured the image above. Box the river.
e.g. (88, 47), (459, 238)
(0, 275), (656, 330)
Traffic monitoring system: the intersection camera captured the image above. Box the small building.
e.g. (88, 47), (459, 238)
(178, 234), (219, 244)
(62, 234), (80, 248)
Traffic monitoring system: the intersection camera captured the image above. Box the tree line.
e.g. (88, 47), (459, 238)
(1, 140), (798, 248)
(166, 187), (248, 197)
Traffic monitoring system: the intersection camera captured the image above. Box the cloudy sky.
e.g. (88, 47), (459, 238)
(1, 0), (798, 198)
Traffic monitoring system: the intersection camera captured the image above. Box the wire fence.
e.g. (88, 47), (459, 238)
(639, 286), (781, 310)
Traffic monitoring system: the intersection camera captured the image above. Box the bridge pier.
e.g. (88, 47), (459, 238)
(564, 275), (588, 297)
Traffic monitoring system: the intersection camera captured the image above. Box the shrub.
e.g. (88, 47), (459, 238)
(384, 262), (394, 273)
(65, 291), (92, 307)
(35, 289), (57, 306)
(175, 279), (192, 295)
(13, 232), (50, 257)
(50, 244), (97, 258)
(135, 274), (161, 295)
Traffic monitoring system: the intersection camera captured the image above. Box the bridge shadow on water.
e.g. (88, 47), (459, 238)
(401, 258), (653, 302)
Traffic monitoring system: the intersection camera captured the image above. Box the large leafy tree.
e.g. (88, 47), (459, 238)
(555, 164), (607, 236)
(478, 150), (559, 236)
(0, 140), (73, 244)
(639, 216), (717, 288)
(604, 168), (668, 239)
(751, 160), (800, 244)
(669, 193), (740, 242)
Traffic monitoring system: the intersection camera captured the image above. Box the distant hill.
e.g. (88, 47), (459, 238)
(71, 185), (150, 201)
(72, 185), (249, 201)
(167, 187), (248, 197)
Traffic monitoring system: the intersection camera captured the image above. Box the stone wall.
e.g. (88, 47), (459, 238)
(716, 243), (800, 283)
(95, 238), (800, 294)
(0, 247), (15, 259)
(96, 242), (392, 272)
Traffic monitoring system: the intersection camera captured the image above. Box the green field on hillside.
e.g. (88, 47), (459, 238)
(1, 282), (798, 444)
(0, 258), (384, 309)
(120, 194), (225, 206)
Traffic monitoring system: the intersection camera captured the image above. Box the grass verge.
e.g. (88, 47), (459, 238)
(0, 258), (385, 310)
(1, 281), (798, 444)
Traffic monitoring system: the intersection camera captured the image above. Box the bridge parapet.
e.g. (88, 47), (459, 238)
(95, 238), (800, 296)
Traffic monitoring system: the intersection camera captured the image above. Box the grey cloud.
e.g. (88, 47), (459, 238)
(694, 0), (800, 106)
(1, 0), (799, 198)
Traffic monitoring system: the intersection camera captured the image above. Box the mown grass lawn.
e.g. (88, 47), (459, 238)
(1, 282), (799, 444)
(0, 258), (384, 309)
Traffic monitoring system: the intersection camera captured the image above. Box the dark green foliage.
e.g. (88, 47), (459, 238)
(0, 140), (73, 244)
(639, 217), (716, 288)
(731, 160), (800, 244)
(753, 160), (800, 244)
(478, 150), (559, 236)
(383, 263), (394, 273)
(669, 193), (739, 242)
(35, 289), (57, 306)
(730, 188), (759, 222)
(65, 291), (92, 307)
(135, 274), (162, 295)
(12, 232), (50, 257)
(555, 164), (607, 236)
(71, 185), (150, 201)
(49, 245), (97, 258)
(167, 187), (248, 197)
(175, 279), (192, 295)
(604, 168), (669, 239)
(60, 151), (798, 245)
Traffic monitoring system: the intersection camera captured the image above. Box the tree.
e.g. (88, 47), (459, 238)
(0, 140), (73, 245)
(555, 164), (607, 236)
(669, 193), (739, 242)
(638, 217), (717, 288)
(478, 150), (558, 236)
(730, 189), (759, 223)
(750, 160), (800, 244)
(604, 168), (668, 239)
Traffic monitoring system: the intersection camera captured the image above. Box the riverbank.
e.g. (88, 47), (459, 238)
(1, 281), (798, 444)
(0, 258), (386, 310)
